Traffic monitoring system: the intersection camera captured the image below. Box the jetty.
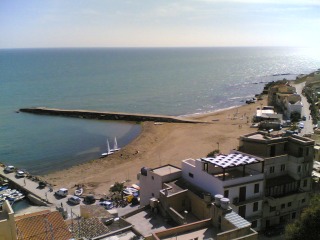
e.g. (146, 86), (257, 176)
(0, 166), (54, 206)
(19, 107), (207, 123)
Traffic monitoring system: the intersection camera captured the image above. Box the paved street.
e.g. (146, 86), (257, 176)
(293, 82), (314, 136)
(1, 166), (81, 218)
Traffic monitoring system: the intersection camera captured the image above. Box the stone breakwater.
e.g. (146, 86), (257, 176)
(19, 107), (206, 124)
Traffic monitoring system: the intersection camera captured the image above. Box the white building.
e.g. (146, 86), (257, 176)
(138, 165), (182, 206)
(283, 94), (303, 119)
(181, 151), (265, 230)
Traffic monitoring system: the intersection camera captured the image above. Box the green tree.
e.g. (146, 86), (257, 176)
(207, 149), (220, 157)
(109, 181), (124, 193)
(290, 111), (301, 122)
(285, 194), (320, 240)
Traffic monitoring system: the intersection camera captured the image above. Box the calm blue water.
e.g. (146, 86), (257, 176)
(1, 47), (320, 175)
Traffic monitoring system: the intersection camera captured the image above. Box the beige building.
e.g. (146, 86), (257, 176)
(0, 200), (72, 240)
(152, 196), (257, 240)
(239, 131), (314, 229)
(0, 200), (17, 240)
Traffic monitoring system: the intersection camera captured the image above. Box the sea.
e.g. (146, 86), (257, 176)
(1, 47), (320, 175)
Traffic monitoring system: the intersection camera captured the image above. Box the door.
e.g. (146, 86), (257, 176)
(238, 205), (246, 218)
(239, 186), (246, 202)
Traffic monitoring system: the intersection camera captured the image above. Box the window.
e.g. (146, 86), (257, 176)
(253, 202), (259, 212)
(280, 164), (286, 172)
(224, 190), (229, 198)
(270, 206), (276, 212)
(152, 193), (154, 197)
(270, 166), (275, 174)
(189, 172), (194, 178)
(288, 202), (292, 207)
(152, 176), (154, 180)
(254, 183), (259, 193)
(281, 203), (285, 209)
(303, 179), (308, 187)
(301, 198), (306, 204)
(270, 145), (276, 157)
(298, 147), (303, 157)
(284, 143), (288, 152)
(203, 162), (208, 172)
(298, 166), (301, 173)
(251, 220), (257, 228)
(306, 147), (309, 156)
(292, 212), (296, 219)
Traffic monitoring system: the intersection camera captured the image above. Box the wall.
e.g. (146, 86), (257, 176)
(217, 227), (257, 240)
(0, 201), (17, 240)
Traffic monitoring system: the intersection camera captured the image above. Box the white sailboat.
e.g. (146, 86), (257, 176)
(113, 137), (121, 151)
(101, 139), (114, 157)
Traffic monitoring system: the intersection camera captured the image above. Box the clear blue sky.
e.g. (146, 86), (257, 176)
(1, 0), (319, 48)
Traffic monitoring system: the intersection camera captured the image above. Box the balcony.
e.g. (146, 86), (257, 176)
(232, 194), (263, 206)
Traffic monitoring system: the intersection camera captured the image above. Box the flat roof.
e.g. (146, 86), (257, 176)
(225, 211), (251, 229)
(200, 153), (261, 169)
(152, 165), (181, 176)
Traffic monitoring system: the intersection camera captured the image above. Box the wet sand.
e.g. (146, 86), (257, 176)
(42, 98), (267, 197)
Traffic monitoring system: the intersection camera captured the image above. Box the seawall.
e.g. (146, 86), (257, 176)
(19, 107), (207, 124)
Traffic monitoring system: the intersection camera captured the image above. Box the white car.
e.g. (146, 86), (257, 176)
(55, 188), (68, 197)
(4, 165), (15, 173)
(16, 170), (26, 178)
(99, 201), (114, 209)
(299, 122), (304, 129)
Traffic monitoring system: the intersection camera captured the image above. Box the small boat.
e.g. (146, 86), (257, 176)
(74, 187), (83, 196)
(112, 137), (121, 151)
(101, 139), (114, 157)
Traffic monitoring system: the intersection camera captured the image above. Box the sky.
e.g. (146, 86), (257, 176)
(0, 0), (320, 48)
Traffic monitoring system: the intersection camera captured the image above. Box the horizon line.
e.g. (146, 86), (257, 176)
(0, 45), (307, 50)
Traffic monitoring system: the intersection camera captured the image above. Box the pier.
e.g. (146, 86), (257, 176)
(0, 166), (54, 205)
(19, 107), (206, 123)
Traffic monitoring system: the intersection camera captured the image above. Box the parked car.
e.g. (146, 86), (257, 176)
(55, 188), (68, 197)
(99, 201), (114, 209)
(16, 170), (26, 178)
(84, 195), (96, 204)
(302, 115), (307, 121)
(299, 122), (304, 129)
(68, 196), (81, 205)
(4, 165), (15, 173)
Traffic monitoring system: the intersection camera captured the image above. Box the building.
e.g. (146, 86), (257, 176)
(282, 94), (303, 119)
(268, 84), (296, 107)
(138, 165), (257, 239)
(0, 200), (72, 240)
(138, 165), (182, 206)
(239, 131), (314, 229)
(0, 200), (17, 240)
(181, 152), (265, 231)
(152, 196), (257, 240)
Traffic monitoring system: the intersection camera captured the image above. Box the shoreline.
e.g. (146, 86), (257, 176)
(42, 98), (267, 197)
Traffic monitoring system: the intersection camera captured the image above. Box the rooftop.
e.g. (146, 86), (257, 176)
(15, 210), (72, 240)
(225, 211), (251, 229)
(152, 165), (181, 176)
(200, 153), (261, 169)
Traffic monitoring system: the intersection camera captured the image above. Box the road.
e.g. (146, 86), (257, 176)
(1, 167), (81, 218)
(293, 82), (314, 136)
(1, 166), (139, 219)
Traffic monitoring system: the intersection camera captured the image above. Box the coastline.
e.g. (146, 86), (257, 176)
(42, 98), (267, 197)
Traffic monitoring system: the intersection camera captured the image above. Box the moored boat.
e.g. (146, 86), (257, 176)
(74, 187), (83, 196)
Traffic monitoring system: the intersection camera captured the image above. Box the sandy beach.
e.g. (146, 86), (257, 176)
(43, 98), (267, 197)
